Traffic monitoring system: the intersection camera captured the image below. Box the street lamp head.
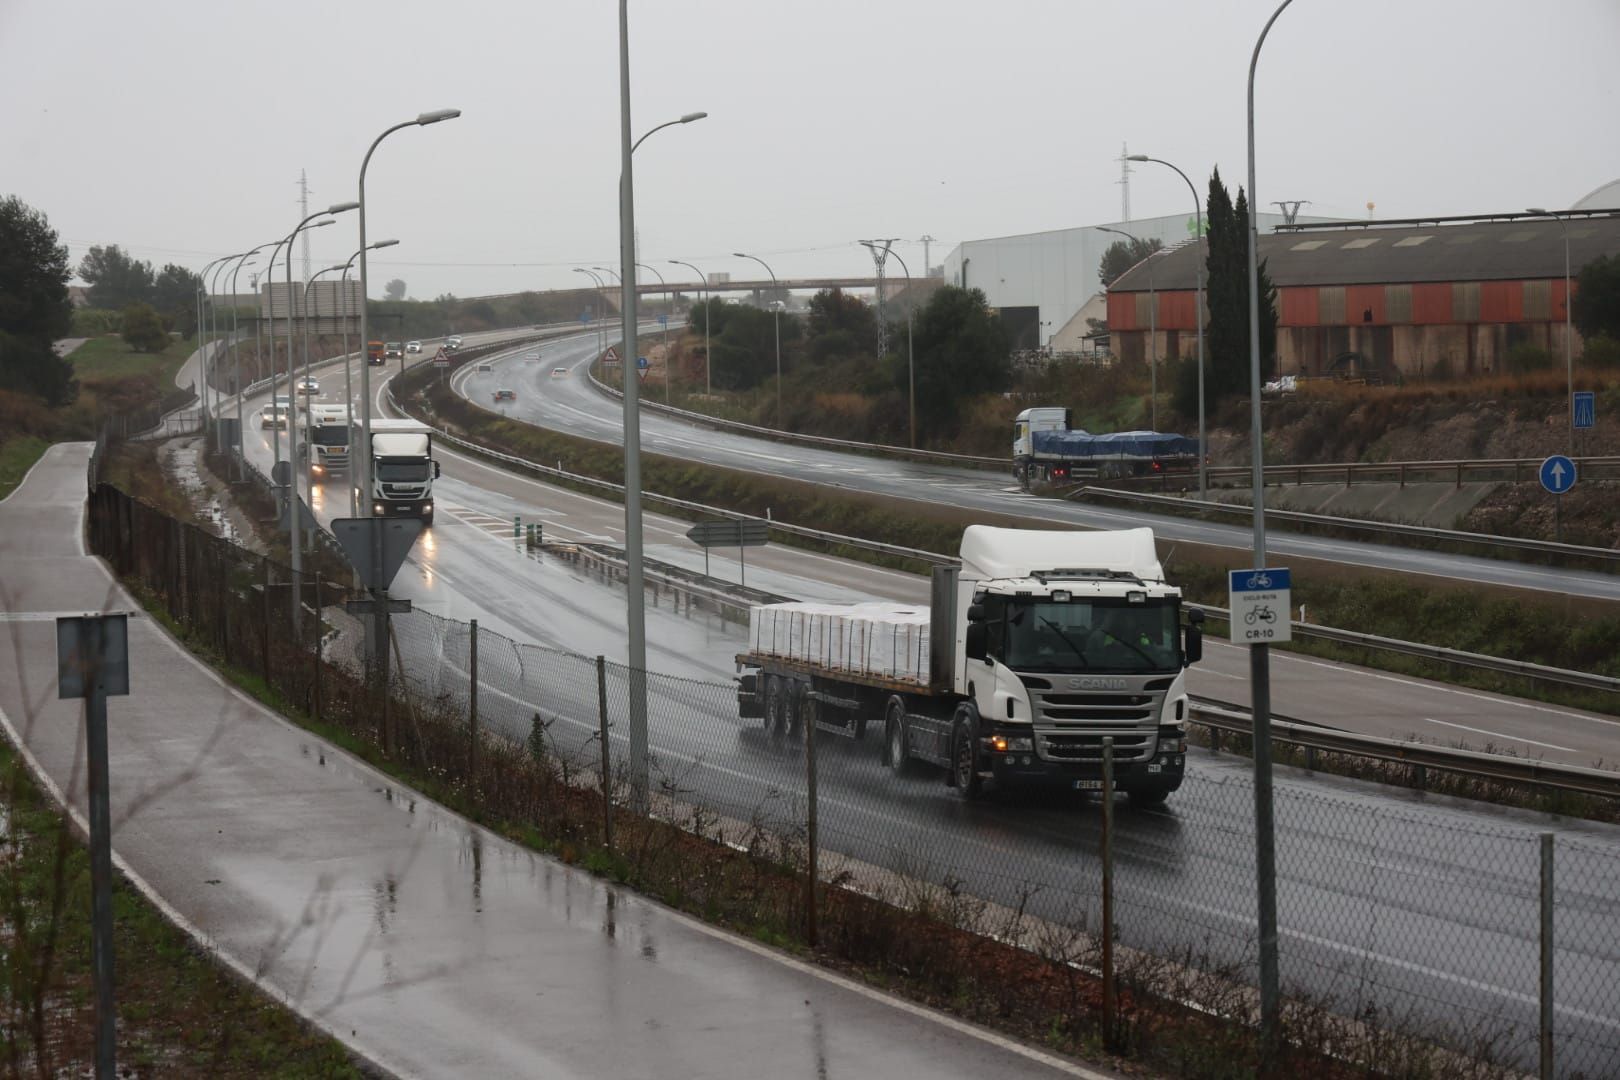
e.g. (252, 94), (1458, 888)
(416, 108), (461, 125)
(1126, 154), (1150, 162)
(371, 239), (400, 250)
(326, 201), (360, 215)
(1526, 207), (1548, 215)
(732, 252), (748, 258)
(311, 219), (336, 229)
(679, 111), (708, 124)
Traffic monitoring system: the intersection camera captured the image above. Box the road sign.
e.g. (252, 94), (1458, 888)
(1574, 391), (1595, 430)
(57, 613), (130, 699)
(686, 519), (769, 548)
(602, 346), (621, 365)
(657, 313), (669, 326)
(432, 347), (449, 368)
(637, 355), (650, 370)
(331, 517), (424, 591)
(271, 459), (293, 486)
(1539, 455), (1576, 495)
(1228, 568), (1292, 645)
(580, 311), (591, 324)
(345, 597), (413, 616)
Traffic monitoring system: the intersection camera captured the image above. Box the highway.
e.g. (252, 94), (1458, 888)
(463, 334), (1620, 603)
(212, 336), (1620, 1076)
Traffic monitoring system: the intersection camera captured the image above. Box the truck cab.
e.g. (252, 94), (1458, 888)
(366, 418), (440, 524)
(307, 405), (353, 479)
(366, 340), (385, 366)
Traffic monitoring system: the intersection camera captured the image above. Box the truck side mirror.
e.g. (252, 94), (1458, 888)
(1184, 612), (1204, 665)
(967, 603), (986, 623)
(965, 623), (988, 662)
(433, 460), (442, 479)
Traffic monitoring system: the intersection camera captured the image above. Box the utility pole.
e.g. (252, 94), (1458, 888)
(1117, 142), (1133, 222)
(298, 171), (312, 283)
(1271, 199), (1310, 226)
(861, 239), (897, 357)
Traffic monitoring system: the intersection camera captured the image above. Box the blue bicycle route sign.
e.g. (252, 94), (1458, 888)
(1228, 568), (1292, 645)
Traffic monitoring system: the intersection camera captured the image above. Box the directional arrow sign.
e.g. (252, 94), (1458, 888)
(1574, 391), (1595, 430)
(1539, 454), (1576, 495)
(637, 355), (649, 369)
(331, 517), (424, 591)
(686, 519), (769, 548)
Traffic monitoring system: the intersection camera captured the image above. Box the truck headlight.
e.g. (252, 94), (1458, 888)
(373, 503), (384, 515)
(987, 736), (1034, 753)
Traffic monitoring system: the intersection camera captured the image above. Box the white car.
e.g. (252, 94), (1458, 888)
(406, 340), (422, 354)
(524, 352), (540, 363)
(296, 376), (319, 395)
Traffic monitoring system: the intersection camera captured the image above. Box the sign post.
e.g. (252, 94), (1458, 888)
(1539, 454), (1576, 542)
(1227, 568), (1292, 644)
(57, 612), (131, 1080)
(686, 518), (769, 585)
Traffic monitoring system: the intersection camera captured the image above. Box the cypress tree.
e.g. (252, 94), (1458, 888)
(1204, 168), (1280, 398)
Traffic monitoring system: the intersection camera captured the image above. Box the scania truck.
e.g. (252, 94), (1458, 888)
(365, 418), (440, 524)
(306, 405), (353, 479)
(736, 526), (1202, 803)
(1013, 406), (1200, 487)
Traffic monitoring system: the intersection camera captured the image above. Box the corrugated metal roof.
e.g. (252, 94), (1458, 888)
(1109, 214), (1620, 292)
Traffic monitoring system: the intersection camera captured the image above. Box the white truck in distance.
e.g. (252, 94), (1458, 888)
(366, 418), (439, 524)
(736, 525), (1203, 802)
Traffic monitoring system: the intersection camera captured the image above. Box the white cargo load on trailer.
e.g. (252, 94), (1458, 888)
(748, 602), (931, 685)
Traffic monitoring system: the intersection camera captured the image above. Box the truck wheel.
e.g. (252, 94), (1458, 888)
(948, 705), (985, 800)
(884, 697), (915, 776)
(793, 681), (814, 739)
(764, 675), (785, 738)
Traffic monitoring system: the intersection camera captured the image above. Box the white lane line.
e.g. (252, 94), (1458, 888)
(1421, 717), (1577, 753)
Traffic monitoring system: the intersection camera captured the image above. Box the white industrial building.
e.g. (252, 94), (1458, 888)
(941, 210), (1317, 354)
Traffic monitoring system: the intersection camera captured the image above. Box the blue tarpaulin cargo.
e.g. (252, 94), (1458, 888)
(1031, 429), (1200, 459)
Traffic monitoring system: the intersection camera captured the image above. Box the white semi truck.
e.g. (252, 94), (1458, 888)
(736, 526), (1203, 802)
(306, 404), (353, 479)
(365, 418), (440, 524)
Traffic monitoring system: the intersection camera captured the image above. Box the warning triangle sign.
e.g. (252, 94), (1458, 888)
(602, 346), (621, 364)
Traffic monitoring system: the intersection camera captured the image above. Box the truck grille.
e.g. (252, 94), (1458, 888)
(1036, 730), (1157, 763)
(1020, 677), (1166, 764)
(1035, 692), (1156, 722)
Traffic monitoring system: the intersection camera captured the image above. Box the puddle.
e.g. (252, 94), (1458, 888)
(163, 437), (241, 544)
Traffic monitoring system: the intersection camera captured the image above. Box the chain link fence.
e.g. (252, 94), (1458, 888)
(85, 477), (1620, 1078)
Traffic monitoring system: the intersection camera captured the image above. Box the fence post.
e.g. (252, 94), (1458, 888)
(596, 655), (612, 851)
(311, 574), (322, 723)
(469, 619), (480, 777)
(1540, 832), (1555, 1080)
(1101, 736), (1116, 1040)
(804, 691), (819, 949)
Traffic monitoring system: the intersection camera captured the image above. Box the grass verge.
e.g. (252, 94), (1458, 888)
(0, 738), (364, 1077)
(0, 437), (51, 501)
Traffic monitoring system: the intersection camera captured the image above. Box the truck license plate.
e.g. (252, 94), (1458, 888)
(1072, 780), (1104, 791)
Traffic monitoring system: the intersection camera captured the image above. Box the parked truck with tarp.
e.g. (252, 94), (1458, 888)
(735, 525), (1203, 802)
(1013, 406), (1200, 488)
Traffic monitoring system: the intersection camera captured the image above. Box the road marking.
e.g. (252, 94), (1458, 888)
(1421, 717), (1577, 753)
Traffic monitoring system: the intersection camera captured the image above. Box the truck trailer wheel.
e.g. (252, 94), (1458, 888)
(883, 696), (915, 776)
(948, 705), (985, 800)
(764, 675), (786, 739)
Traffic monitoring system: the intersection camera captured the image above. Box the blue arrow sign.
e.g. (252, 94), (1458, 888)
(1539, 454), (1577, 495)
(637, 356), (649, 370)
(657, 313), (669, 325)
(580, 311), (590, 324)
(1574, 392), (1595, 430)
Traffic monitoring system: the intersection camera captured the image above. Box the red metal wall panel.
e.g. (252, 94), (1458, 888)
(1107, 292), (1137, 331)
(1157, 291), (1198, 330)
(1411, 283), (1452, 324)
(1551, 277), (1572, 321)
(1345, 285), (1385, 325)
(1479, 281), (1522, 323)
(1279, 287), (1318, 327)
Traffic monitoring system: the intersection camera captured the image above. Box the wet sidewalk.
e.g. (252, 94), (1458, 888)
(0, 443), (1105, 1080)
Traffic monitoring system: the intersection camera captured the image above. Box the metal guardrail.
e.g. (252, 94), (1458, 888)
(1076, 485), (1620, 563)
(1131, 455), (1620, 492)
(1189, 698), (1620, 799)
(582, 350), (1007, 470)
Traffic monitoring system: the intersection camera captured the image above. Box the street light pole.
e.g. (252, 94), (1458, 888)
(227, 246), (269, 479)
(576, 268), (608, 363)
(196, 255), (234, 428)
(734, 252), (781, 427)
(885, 248), (917, 448)
(341, 240), (398, 517)
(1528, 208), (1574, 450)
(1245, 0), (1295, 1052)
(357, 108), (461, 518)
(1130, 154), (1207, 495)
(670, 260), (710, 397)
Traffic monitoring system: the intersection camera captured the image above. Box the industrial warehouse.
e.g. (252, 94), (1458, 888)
(1106, 208), (1620, 380)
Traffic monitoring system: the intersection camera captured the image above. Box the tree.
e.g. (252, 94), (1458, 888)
(1098, 236), (1163, 288)
(804, 288), (878, 365)
(1203, 167), (1278, 401)
(121, 303), (169, 353)
(908, 285), (1011, 430)
(384, 279), (407, 302)
(152, 263), (203, 337)
(711, 304), (792, 391)
(77, 244), (155, 311)
(0, 195), (77, 406)
(1572, 253), (1620, 343)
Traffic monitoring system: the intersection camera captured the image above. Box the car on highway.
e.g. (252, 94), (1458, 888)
(296, 376), (319, 395)
(445, 335), (463, 351)
(406, 340), (422, 354)
(385, 342), (403, 359)
(261, 397), (292, 428)
(493, 388), (517, 402)
(476, 361), (493, 373)
(551, 367), (568, 378)
(524, 352), (540, 363)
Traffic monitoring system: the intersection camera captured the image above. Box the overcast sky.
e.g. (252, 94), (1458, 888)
(3, 0), (1616, 301)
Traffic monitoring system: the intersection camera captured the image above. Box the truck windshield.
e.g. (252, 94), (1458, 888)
(312, 426), (349, 447)
(376, 461), (429, 482)
(1001, 598), (1180, 674)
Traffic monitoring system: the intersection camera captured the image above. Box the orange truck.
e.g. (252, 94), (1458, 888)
(366, 340), (385, 365)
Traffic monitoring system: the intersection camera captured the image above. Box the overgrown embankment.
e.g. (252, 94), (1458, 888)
(399, 358), (1620, 712)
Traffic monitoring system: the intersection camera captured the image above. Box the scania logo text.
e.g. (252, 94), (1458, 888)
(1068, 677), (1128, 690)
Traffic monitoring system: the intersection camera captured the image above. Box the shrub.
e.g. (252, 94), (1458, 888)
(120, 303), (168, 353)
(1503, 342), (1553, 374)
(1582, 333), (1620, 370)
